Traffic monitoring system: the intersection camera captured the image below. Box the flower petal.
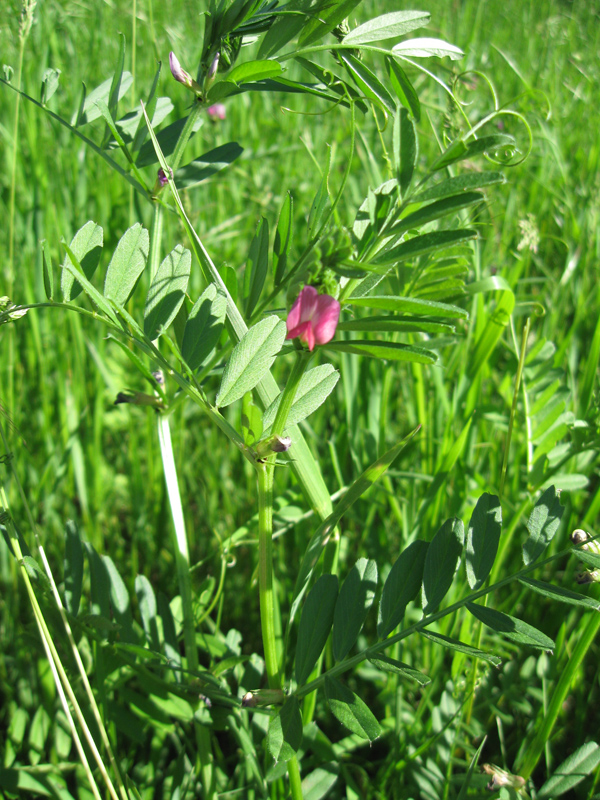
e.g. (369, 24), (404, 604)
(312, 295), (340, 345)
(286, 285), (318, 332)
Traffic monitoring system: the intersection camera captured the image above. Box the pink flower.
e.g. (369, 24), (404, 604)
(207, 103), (226, 120)
(286, 286), (340, 351)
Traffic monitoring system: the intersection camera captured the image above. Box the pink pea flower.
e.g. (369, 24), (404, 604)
(286, 286), (340, 351)
(207, 103), (226, 120)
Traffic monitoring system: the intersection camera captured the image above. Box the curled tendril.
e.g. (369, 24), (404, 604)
(447, 70), (534, 167)
(515, 301), (546, 318)
(453, 70), (500, 112)
(281, 93), (346, 117)
(0, 452), (13, 464)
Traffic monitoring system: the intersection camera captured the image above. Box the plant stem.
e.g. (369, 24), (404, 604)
(288, 757), (303, 800)
(157, 413), (215, 798)
(257, 461), (280, 689)
(271, 350), (311, 438)
(256, 351), (314, 797)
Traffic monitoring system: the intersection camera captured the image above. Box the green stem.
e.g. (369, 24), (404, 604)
(171, 99), (204, 171)
(271, 350), (311, 437)
(257, 462), (280, 689)
(288, 757), (303, 800)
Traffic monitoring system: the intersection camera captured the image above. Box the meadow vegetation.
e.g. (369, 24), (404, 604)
(1, 0), (600, 797)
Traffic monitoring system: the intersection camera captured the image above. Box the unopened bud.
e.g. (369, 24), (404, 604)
(571, 528), (600, 555)
(169, 52), (202, 95)
(242, 689), (285, 708)
(571, 528), (589, 545)
(255, 435), (292, 459)
(207, 52), (220, 82)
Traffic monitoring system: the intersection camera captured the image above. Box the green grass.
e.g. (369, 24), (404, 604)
(1, 0), (600, 797)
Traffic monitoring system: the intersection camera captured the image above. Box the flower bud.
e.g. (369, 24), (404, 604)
(242, 689), (285, 708)
(571, 528), (600, 554)
(255, 435), (292, 459)
(169, 52), (202, 95)
(207, 52), (220, 82)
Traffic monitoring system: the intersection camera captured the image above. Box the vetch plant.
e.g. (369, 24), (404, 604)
(2, 1), (599, 798)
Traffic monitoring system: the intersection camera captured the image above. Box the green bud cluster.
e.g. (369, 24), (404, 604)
(287, 228), (353, 305)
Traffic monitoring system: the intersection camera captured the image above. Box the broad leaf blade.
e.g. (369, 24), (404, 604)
(378, 540), (428, 638)
(372, 229), (477, 266)
(332, 558), (378, 661)
(135, 574), (161, 651)
(393, 37), (464, 60)
(466, 493), (502, 590)
(262, 364), (340, 433)
(227, 59), (282, 84)
(258, 0), (316, 59)
(295, 574), (338, 685)
(322, 340), (437, 363)
(41, 239), (54, 301)
(391, 192), (484, 235)
(325, 677), (381, 741)
(143, 245), (191, 340)
(268, 696), (303, 763)
(64, 521), (84, 617)
(102, 554), (135, 642)
(538, 742), (600, 798)
(523, 486), (564, 565)
(216, 316), (287, 407)
(519, 577), (600, 611)
(412, 172), (506, 203)
(76, 71), (133, 126)
(349, 294), (468, 319)
(244, 216), (270, 318)
(299, 0), (363, 47)
(368, 655), (431, 685)
(274, 191), (293, 285)
(104, 223), (149, 306)
(175, 143), (244, 190)
(422, 517), (464, 614)
(339, 53), (396, 114)
(61, 221), (103, 302)
(344, 10), (430, 45)
(421, 630), (501, 666)
(466, 603), (555, 651)
(387, 57), (420, 120)
(394, 107), (417, 195)
(181, 284), (227, 370)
